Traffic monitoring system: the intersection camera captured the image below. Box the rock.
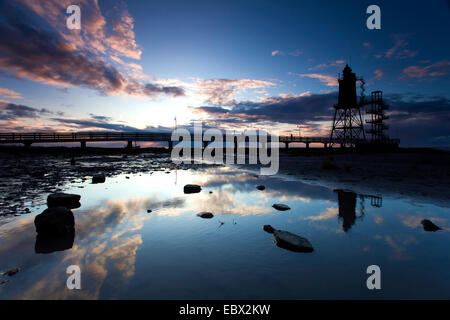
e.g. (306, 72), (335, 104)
(184, 184), (202, 194)
(263, 225), (313, 252)
(3, 268), (19, 277)
(421, 219), (441, 232)
(273, 230), (314, 252)
(272, 204), (290, 211)
(92, 175), (106, 184)
(197, 212), (214, 219)
(70, 158), (76, 165)
(47, 193), (81, 209)
(147, 209), (152, 213)
(34, 206), (75, 237)
(256, 185), (265, 191)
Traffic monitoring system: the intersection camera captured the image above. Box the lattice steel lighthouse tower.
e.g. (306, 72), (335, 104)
(330, 65), (366, 147)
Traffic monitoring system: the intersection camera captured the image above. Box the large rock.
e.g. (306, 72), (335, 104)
(184, 184), (202, 194)
(47, 193), (81, 209)
(197, 212), (214, 219)
(34, 206), (75, 237)
(263, 225), (313, 253)
(272, 203), (290, 211)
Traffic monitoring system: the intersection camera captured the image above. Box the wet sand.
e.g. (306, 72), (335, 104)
(274, 151), (450, 208)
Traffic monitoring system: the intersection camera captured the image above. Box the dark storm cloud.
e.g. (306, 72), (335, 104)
(143, 84), (185, 97)
(0, 1), (184, 98)
(0, 102), (53, 120)
(383, 94), (450, 147)
(51, 118), (143, 132)
(192, 92), (337, 125)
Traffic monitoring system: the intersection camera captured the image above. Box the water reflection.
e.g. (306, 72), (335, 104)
(35, 232), (74, 254)
(335, 189), (383, 232)
(0, 168), (449, 299)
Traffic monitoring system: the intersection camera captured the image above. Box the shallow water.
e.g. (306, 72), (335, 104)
(0, 165), (449, 299)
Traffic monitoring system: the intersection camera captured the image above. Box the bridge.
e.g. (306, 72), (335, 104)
(0, 131), (399, 150)
(0, 131), (371, 149)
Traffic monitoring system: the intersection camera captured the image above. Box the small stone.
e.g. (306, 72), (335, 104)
(147, 209), (152, 213)
(256, 185), (265, 191)
(92, 175), (106, 184)
(47, 193), (81, 209)
(263, 225), (275, 233)
(421, 219), (441, 232)
(197, 212), (214, 219)
(184, 184), (202, 194)
(272, 204), (290, 211)
(4, 268), (19, 277)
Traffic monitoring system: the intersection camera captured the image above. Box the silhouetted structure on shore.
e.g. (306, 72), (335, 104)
(330, 65), (399, 149)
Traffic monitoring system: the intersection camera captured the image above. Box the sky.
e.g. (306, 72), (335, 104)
(0, 0), (449, 147)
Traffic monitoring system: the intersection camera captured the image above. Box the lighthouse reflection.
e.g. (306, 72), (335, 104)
(334, 189), (382, 232)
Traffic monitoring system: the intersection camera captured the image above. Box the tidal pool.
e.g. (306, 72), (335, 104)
(0, 165), (449, 299)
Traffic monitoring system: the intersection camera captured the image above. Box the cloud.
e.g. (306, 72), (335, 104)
(304, 207), (338, 221)
(194, 78), (275, 105)
(271, 49), (303, 57)
(51, 117), (143, 132)
(0, 101), (53, 120)
(294, 73), (338, 86)
(0, 0), (184, 98)
(384, 93), (450, 147)
(190, 92), (337, 134)
(374, 69), (384, 80)
(0, 88), (22, 99)
(103, 2), (142, 59)
(308, 60), (345, 71)
(271, 50), (281, 56)
(385, 34), (418, 59)
(401, 60), (450, 79)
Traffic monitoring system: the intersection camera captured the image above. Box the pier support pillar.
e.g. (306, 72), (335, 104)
(80, 141), (86, 149)
(305, 142), (310, 149)
(285, 142), (289, 150)
(168, 140), (173, 151)
(24, 141), (32, 148)
(127, 141), (133, 149)
(323, 143), (327, 149)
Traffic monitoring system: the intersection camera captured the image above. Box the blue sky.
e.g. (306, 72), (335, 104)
(0, 0), (449, 147)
